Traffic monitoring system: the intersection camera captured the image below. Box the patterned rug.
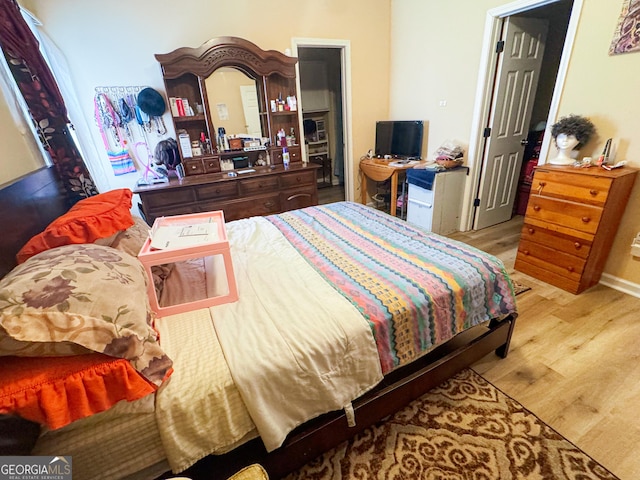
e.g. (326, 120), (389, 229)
(284, 369), (618, 480)
(512, 280), (531, 296)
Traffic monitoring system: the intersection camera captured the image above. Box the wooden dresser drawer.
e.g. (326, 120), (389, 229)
(240, 176), (280, 195)
(280, 170), (316, 188)
(516, 238), (586, 280)
(145, 203), (198, 225)
(195, 182), (239, 201)
(525, 195), (603, 234)
(142, 188), (196, 208)
(533, 170), (611, 205)
(219, 194), (281, 221)
(520, 223), (592, 259)
(203, 157), (221, 173)
(183, 159), (205, 176)
(514, 256), (582, 294)
(288, 146), (303, 163)
(280, 186), (316, 211)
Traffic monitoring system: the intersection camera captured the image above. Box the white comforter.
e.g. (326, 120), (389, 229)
(212, 216), (383, 452)
(153, 216), (382, 472)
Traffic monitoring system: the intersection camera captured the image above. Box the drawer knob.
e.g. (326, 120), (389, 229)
(589, 189), (598, 196)
(581, 216), (591, 223)
(574, 242), (582, 250)
(264, 201), (275, 208)
(567, 266), (575, 273)
(528, 228), (534, 234)
(523, 250), (530, 255)
(533, 205), (541, 212)
(536, 182), (545, 194)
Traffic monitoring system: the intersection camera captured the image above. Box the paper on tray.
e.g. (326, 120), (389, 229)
(150, 223), (219, 250)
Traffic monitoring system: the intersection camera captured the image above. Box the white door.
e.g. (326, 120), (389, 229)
(473, 16), (548, 230)
(239, 85), (262, 137)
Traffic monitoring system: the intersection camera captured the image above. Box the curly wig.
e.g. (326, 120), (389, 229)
(550, 114), (596, 147)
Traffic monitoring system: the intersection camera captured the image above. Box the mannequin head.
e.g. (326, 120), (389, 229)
(552, 133), (579, 164)
(549, 115), (595, 165)
(555, 133), (579, 151)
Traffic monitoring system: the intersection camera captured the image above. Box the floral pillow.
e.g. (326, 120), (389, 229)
(0, 244), (172, 387)
(109, 216), (173, 297)
(109, 215), (150, 257)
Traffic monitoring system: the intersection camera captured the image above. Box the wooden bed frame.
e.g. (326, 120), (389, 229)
(0, 167), (517, 480)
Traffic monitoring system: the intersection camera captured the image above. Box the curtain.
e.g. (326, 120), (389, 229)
(26, 15), (111, 192)
(0, 0), (97, 202)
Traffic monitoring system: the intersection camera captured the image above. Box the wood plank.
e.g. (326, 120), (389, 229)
(465, 215), (640, 480)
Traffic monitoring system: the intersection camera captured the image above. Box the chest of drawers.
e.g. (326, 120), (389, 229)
(514, 165), (637, 294)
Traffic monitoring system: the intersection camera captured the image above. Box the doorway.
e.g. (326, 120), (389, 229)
(464, 0), (579, 231)
(292, 39), (351, 203)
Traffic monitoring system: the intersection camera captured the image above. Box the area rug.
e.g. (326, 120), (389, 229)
(283, 369), (618, 480)
(512, 279), (531, 296)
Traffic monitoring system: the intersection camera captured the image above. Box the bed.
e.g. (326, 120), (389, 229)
(0, 166), (518, 480)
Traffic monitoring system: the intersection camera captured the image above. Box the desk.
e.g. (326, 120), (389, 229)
(359, 158), (423, 217)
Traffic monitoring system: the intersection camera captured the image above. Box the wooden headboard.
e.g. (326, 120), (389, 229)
(0, 167), (71, 278)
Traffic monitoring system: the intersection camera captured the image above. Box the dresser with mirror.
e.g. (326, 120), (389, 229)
(134, 36), (318, 225)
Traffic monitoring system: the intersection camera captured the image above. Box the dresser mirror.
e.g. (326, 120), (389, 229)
(137, 38), (316, 224)
(156, 36), (301, 169)
(205, 67), (264, 140)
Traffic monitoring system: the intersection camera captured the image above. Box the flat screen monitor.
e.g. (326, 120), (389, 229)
(374, 120), (424, 159)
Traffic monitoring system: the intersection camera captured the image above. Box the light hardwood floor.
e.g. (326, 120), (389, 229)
(449, 216), (640, 480)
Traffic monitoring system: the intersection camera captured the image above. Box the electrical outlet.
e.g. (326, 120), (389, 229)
(439, 100), (447, 107)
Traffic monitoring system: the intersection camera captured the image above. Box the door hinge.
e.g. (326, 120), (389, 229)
(483, 127), (491, 138)
(496, 40), (505, 53)
(474, 198), (481, 207)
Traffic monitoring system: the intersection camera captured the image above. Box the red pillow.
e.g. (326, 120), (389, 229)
(16, 189), (134, 263)
(0, 354), (157, 429)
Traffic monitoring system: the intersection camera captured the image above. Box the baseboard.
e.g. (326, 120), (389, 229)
(599, 273), (640, 298)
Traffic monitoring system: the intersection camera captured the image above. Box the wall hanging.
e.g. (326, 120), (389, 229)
(93, 86), (169, 183)
(610, 0), (640, 55)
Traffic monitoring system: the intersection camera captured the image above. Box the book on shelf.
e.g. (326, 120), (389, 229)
(169, 97), (180, 117)
(176, 98), (186, 116)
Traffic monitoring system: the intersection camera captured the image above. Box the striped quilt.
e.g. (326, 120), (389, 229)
(267, 201), (518, 374)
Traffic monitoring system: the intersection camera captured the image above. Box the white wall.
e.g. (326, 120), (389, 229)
(0, 78), (43, 185)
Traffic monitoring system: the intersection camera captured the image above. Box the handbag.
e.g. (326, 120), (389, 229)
(94, 93), (136, 176)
